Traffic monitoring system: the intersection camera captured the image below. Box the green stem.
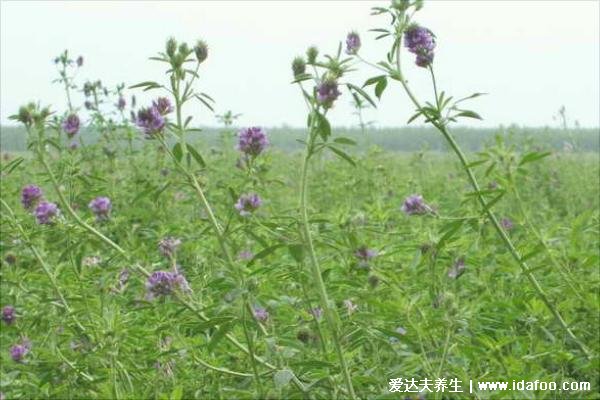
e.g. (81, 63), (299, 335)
(242, 299), (264, 396)
(393, 44), (590, 358)
(299, 129), (357, 399)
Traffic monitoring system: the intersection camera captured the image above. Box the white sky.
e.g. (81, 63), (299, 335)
(1, 1), (599, 128)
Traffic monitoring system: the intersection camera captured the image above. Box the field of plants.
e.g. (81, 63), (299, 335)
(1, 1), (599, 399)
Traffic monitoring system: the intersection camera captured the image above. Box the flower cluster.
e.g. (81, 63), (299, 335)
(62, 114), (80, 137)
(354, 246), (378, 268)
(345, 32), (361, 55)
(21, 185), (43, 210)
(235, 193), (262, 217)
(10, 339), (31, 362)
(135, 107), (165, 137)
(501, 217), (514, 231)
(316, 79), (341, 109)
(88, 196), (111, 221)
(145, 270), (190, 300)
(237, 127), (269, 157)
(404, 25), (436, 68)
(253, 306), (269, 322)
(401, 194), (431, 215)
(2, 306), (15, 325)
(153, 97), (174, 116)
(158, 237), (182, 258)
(34, 201), (59, 225)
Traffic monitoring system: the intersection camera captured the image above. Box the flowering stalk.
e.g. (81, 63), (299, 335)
(357, 2), (589, 357)
(290, 43), (367, 398)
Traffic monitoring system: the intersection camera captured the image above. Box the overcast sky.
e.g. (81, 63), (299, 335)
(1, 1), (599, 128)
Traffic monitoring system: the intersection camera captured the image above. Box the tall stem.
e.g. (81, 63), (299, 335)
(299, 130), (357, 399)
(393, 44), (590, 357)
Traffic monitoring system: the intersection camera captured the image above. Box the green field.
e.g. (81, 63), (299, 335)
(1, 131), (598, 398)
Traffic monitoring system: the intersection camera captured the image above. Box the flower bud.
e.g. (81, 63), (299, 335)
(178, 42), (190, 56)
(166, 37), (177, 58)
(306, 46), (319, 64)
(194, 40), (208, 64)
(345, 31), (361, 55)
(391, 0), (410, 11)
(291, 57), (306, 77)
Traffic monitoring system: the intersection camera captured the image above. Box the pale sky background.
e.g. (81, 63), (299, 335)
(1, 0), (599, 128)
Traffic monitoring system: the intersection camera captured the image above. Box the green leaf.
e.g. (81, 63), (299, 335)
(314, 112), (331, 141)
(172, 142), (183, 163)
(333, 137), (357, 146)
(455, 110), (483, 120)
(129, 81), (161, 90)
(328, 145), (356, 167)
(346, 83), (377, 108)
(186, 143), (206, 167)
(374, 77), (388, 100)
(519, 151), (551, 166)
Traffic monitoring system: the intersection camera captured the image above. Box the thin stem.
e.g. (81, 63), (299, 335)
(242, 299), (264, 396)
(393, 43), (590, 357)
(298, 125), (357, 399)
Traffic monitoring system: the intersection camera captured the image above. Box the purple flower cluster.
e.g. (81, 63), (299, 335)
(158, 237), (182, 258)
(253, 306), (269, 322)
(153, 97), (174, 116)
(404, 25), (436, 68)
(238, 250), (253, 261)
(316, 80), (341, 109)
(10, 339), (31, 362)
(62, 114), (80, 137)
(88, 196), (111, 221)
(21, 184), (43, 210)
(2, 306), (15, 325)
(501, 218), (514, 231)
(34, 201), (59, 225)
(145, 270), (190, 300)
(237, 127), (269, 157)
(235, 193), (262, 217)
(355, 246), (378, 268)
(135, 106), (165, 137)
(401, 194), (430, 216)
(116, 97), (126, 111)
(345, 31), (361, 55)
(310, 307), (323, 320)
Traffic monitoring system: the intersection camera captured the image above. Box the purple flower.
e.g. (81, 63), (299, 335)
(145, 270), (190, 300)
(235, 193), (262, 217)
(238, 250), (253, 261)
(345, 31), (361, 55)
(62, 114), (80, 137)
(354, 246), (378, 265)
(34, 201), (59, 225)
(69, 141), (79, 151)
(401, 194), (430, 215)
(153, 97), (173, 116)
(316, 79), (341, 109)
(10, 340), (30, 362)
(448, 258), (466, 279)
(404, 25), (436, 68)
(158, 237), (182, 258)
(253, 306), (269, 322)
(237, 127), (269, 157)
(76, 56), (84, 67)
(135, 106), (165, 137)
(2, 306), (15, 325)
(21, 184), (43, 210)
(88, 196), (111, 221)
(116, 97), (126, 111)
(310, 307), (323, 320)
(501, 218), (514, 231)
